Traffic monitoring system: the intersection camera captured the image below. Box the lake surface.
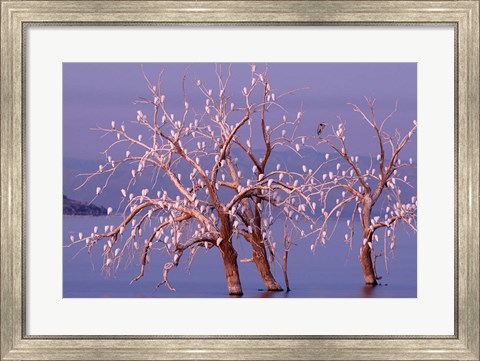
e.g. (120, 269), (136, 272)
(63, 215), (416, 298)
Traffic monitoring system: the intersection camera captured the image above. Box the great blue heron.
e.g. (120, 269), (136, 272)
(317, 122), (326, 136)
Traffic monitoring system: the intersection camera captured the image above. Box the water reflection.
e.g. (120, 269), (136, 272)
(361, 284), (376, 298)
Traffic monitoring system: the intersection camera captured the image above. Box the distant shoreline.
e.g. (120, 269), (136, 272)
(63, 194), (107, 216)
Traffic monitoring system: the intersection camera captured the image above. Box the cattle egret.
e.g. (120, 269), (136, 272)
(126, 150), (131, 158)
(246, 139), (251, 148)
(310, 244), (315, 252)
(96, 187), (101, 195)
(138, 134), (143, 142)
(325, 153), (330, 160)
(106, 258), (112, 266)
(302, 165), (307, 173)
(111, 121), (115, 129)
(107, 207), (113, 215)
(295, 144), (300, 152)
(121, 189), (127, 197)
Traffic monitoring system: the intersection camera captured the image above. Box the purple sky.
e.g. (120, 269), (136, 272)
(63, 63), (417, 160)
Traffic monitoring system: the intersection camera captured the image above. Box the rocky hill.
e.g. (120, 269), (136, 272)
(63, 194), (107, 216)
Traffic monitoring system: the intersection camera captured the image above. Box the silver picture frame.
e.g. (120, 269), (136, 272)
(1, 1), (478, 360)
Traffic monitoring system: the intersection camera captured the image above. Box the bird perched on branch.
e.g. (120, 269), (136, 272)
(317, 122), (326, 136)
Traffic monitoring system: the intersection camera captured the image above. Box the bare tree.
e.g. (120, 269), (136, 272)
(67, 64), (316, 295)
(312, 98), (417, 285)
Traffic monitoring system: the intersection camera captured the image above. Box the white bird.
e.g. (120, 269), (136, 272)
(96, 187), (101, 195)
(107, 207), (113, 215)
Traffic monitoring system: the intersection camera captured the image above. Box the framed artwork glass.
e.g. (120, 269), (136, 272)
(1, 1), (478, 360)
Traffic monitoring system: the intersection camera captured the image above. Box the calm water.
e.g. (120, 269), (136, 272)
(63, 215), (416, 298)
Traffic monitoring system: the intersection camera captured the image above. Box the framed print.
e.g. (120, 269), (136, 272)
(1, 1), (479, 360)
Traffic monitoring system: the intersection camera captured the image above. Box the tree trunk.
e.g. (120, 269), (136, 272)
(359, 243), (377, 285)
(218, 214), (243, 295)
(251, 235), (283, 291)
(219, 240), (243, 295)
(359, 196), (377, 285)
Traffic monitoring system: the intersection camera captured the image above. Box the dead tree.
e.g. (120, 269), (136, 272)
(67, 64), (316, 295)
(312, 98), (417, 285)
